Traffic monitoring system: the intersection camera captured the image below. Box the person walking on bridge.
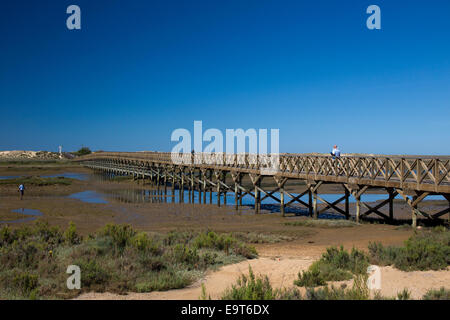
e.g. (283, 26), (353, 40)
(18, 184), (25, 200)
(330, 145), (341, 159)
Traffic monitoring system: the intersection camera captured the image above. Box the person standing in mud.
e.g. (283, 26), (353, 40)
(18, 184), (25, 200)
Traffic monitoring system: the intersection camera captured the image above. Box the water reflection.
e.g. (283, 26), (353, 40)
(71, 172), (447, 218)
(68, 190), (108, 204)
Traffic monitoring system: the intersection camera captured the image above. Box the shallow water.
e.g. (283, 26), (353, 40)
(0, 175), (21, 180)
(0, 208), (44, 224)
(68, 190), (108, 204)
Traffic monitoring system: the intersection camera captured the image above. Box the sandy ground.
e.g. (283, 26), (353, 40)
(75, 249), (450, 300)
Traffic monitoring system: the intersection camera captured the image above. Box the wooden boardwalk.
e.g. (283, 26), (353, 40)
(75, 152), (450, 227)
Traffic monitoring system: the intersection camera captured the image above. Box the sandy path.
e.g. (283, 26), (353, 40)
(75, 249), (450, 300)
(75, 256), (315, 300)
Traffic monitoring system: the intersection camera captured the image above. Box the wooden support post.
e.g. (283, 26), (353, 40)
(231, 172), (240, 211)
(388, 188), (394, 221)
(171, 168), (175, 198)
(191, 170), (195, 203)
(157, 170), (160, 195)
(239, 175), (243, 206)
(188, 173), (191, 203)
(313, 189), (318, 219)
(164, 170), (167, 203)
(223, 175), (227, 206)
(308, 189), (313, 217)
(344, 187), (350, 219)
(203, 172), (207, 204)
(255, 183), (260, 214)
(356, 196), (361, 223)
(217, 181), (221, 207)
(250, 174), (261, 214)
(274, 176), (287, 217)
(234, 182), (239, 210)
(180, 169), (184, 203)
(209, 171), (213, 204)
(412, 195), (418, 228)
(198, 178), (202, 204)
(163, 171), (167, 192)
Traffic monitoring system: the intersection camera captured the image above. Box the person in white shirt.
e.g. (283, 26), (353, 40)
(18, 184), (25, 200)
(330, 145), (341, 159)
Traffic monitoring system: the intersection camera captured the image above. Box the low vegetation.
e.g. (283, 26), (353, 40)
(219, 266), (302, 300)
(0, 176), (73, 186)
(0, 223), (257, 299)
(285, 219), (358, 228)
(368, 226), (450, 271)
(295, 246), (369, 287)
(232, 232), (294, 244)
(422, 287), (450, 300)
(304, 274), (370, 300)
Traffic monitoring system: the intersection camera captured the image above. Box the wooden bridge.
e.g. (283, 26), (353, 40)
(75, 152), (450, 227)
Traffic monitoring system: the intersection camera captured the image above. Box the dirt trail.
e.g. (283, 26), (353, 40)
(76, 256), (315, 300)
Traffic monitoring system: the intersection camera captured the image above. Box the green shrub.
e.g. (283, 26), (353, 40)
(192, 231), (257, 258)
(139, 255), (167, 271)
(192, 231), (230, 251)
(199, 283), (211, 300)
(422, 287), (450, 300)
(131, 232), (160, 254)
(321, 246), (369, 275)
(101, 224), (136, 250)
(233, 243), (258, 259)
(135, 270), (194, 292)
(221, 266), (276, 300)
(295, 246), (369, 287)
(305, 274), (370, 300)
(173, 244), (200, 266)
(76, 260), (111, 288)
(396, 288), (411, 300)
(294, 267), (326, 287)
(13, 271), (38, 295)
(368, 229), (450, 271)
(64, 222), (82, 245)
(0, 225), (13, 247)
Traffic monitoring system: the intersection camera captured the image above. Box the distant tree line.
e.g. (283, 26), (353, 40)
(72, 147), (92, 156)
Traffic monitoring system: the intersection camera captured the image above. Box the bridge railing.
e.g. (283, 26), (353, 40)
(76, 152), (450, 190)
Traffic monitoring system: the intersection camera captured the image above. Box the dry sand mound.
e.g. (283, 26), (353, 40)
(0, 150), (69, 160)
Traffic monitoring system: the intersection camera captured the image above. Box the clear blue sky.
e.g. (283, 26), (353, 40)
(1, 0), (449, 154)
